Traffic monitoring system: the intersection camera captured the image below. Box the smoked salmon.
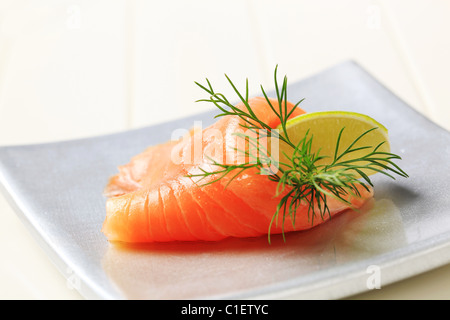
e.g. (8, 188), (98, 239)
(102, 97), (373, 243)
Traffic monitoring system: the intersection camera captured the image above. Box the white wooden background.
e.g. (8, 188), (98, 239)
(1, 0), (449, 299)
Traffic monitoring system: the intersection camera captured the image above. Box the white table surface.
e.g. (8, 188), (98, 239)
(1, 0), (449, 300)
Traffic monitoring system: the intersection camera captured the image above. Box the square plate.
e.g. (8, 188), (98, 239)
(1, 61), (450, 300)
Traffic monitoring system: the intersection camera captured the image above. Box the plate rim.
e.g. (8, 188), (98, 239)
(1, 60), (450, 300)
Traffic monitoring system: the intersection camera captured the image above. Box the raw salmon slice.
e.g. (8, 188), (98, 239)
(102, 97), (373, 243)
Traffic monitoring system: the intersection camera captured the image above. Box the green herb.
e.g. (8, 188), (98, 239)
(191, 66), (408, 243)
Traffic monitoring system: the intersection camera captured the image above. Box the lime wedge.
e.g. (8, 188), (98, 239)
(276, 111), (391, 177)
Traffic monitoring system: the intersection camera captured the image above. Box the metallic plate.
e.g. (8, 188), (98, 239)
(1, 61), (450, 300)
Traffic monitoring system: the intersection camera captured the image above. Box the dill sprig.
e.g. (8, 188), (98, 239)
(191, 66), (408, 243)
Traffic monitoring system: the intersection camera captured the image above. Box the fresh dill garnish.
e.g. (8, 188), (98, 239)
(190, 66), (408, 243)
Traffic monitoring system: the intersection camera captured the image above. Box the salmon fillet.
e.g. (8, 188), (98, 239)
(102, 97), (372, 243)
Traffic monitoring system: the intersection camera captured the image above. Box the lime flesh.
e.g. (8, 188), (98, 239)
(276, 111), (391, 177)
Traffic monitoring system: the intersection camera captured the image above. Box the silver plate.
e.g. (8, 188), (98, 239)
(1, 61), (450, 300)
